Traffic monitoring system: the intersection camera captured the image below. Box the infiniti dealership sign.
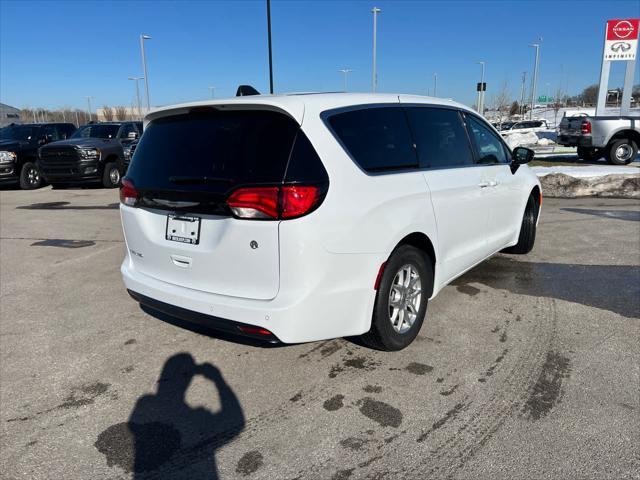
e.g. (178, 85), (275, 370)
(604, 18), (639, 60)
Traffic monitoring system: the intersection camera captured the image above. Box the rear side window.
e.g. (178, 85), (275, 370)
(328, 107), (417, 172)
(126, 110), (299, 195)
(466, 115), (509, 164)
(406, 107), (474, 168)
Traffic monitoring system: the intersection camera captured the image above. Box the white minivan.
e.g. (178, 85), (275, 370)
(120, 93), (541, 351)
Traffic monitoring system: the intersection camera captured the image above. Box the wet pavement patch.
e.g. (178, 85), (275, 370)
(95, 421), (181, 473)
(417, 402), (467, 442)
(331, 468), (355, 479)
(124, 339), (137, 345)
(405, 362), (434, 375)
(340, 436), (371, 451)
(324, 394), (345, 411)
(478, 349), (509, 382)
(453, 256), (640, 318)
(329, 356), (378, 378)
(440, 384), (459, 396)
(290, 391), (303, 402)
(456, 284), (480, 296)
(31, 239), (95, 248)
(58, 382), (110, 409)
(236, 450), (264, 476)
(357, 398), (402, 428)
(561, 208), (640, 222)
(523, 351), (571, 421)
(363, 385), (382, 393)
(499, 331), (508, 343)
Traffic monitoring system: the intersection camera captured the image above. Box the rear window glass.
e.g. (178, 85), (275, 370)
(126, 110), (299, 194)
(406, 107), (474, 168)
(328, 107), (417, 172)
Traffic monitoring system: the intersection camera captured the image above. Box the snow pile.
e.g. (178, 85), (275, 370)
(537, 138), (553, 146)
(504, 132), (539, 149)
(539, 173), (640, 198)
(531, 165), (639, 178)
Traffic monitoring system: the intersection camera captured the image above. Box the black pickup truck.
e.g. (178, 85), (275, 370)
(38, 121), (142, 188)
(0, 123), (76, 189)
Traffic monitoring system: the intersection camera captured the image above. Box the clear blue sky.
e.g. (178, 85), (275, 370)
(1, 0), (639, 110)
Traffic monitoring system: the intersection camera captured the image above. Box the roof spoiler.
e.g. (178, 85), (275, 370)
(236, 85), (261, 97)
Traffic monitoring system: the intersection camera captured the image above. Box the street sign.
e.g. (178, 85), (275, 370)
(604, 18), (639, 61)
(476, 82), (486, 92)
(537, 96), (554, 103)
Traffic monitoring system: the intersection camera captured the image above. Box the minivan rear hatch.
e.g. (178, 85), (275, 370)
(121, 108), (303, 300)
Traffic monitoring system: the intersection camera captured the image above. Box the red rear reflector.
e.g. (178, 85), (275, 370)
(227, 187), (279, 219)
(281, 186), (320, 219)
(119, 178), (139, 206)
(238, 326), (274, 336)
(581, 120), (591, 134)
(227, 185), (321, 220)
(374, 262), (386, 290)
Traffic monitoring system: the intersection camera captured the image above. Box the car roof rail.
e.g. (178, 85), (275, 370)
(236, 85), (260, 97)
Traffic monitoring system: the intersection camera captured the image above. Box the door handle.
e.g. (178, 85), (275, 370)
(478, 181), (490, 188)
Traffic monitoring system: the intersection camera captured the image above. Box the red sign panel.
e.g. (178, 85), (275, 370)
(606, 19), (640, 40)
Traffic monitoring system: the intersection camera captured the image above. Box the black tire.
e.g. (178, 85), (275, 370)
(502, 195), (537, 255)
(19, 162), (42, 190)
(361, 245), (432, 351)
(102, 162), (121, 188)
(576, 146), (601, 162)
(607, 139), (638, 165)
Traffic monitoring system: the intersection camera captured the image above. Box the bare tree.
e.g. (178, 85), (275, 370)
(491, 81), (511, 125)
(580, 84), (598, 106)
(509, 101), (519, 116)
(102, 106), (114, 121)
(114, 106), (128, 121)
(552, 87), (565, 127)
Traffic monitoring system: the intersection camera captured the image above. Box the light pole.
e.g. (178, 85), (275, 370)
(529, 41), (541, 119)
(85, 96), (93, 122)
(128, 76), (143, 119)
(477, 61), (485, 115)
(371, 7), (381, 92)
(140, 34), (152, 111)
(338, 69), (353, 92)
(433, 73), (438, 97)
(519, 71), (527, 116)
(208, 86), (216, 99)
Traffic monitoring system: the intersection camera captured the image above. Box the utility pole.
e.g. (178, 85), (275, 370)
(529, 40), (541, 119)
(208, 86), (216, 99)
(267, 0), (274, 94)
(140, 34), (152, 111)
(75, 110), (80, 127)
(86, 96), (93, 122)
(128, 77), (143, 119)
(433, 73), (438, 97)
(519, 71), (527, 116)
(338, 69), (353, 92)
(371, 7), (381, 92)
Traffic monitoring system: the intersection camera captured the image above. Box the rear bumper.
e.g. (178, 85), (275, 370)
(557, 135), (592, 147)
(127, 290), (280, 343)
(121, 251), (379, 344)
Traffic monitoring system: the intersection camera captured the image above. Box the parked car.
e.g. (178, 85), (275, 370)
(501, 120), (548, 135)
(492, 121), (515, 131)
(38, 121), (142, 188)
(0, 123), (76, 189)
(558, 115), (640, 164)
(120, 92), (540, 351)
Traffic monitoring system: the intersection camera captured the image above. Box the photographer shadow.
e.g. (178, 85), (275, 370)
(96, 353), (245, 479)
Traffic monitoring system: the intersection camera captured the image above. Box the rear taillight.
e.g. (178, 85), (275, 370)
(227, 185), (322, 220)
(581, 120), (591, 134)
(119, 177), (140, 206)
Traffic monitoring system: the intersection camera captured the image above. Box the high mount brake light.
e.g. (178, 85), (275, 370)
(119, 178), (140, 206)
(227, 185), (322, 220)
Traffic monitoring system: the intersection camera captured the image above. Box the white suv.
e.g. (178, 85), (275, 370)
(120, 93), (541, 351)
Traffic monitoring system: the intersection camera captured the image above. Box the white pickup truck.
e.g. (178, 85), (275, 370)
(557, 115), (640, 164)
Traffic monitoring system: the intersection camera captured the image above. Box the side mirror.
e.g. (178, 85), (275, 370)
(512, 146), (534, 165)
(127, 131), (139, 140)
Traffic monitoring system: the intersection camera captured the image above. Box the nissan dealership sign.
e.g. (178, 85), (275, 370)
(603, 18), (639, 61)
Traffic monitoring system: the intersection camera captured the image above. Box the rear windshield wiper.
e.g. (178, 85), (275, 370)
(169, 176), (235, 185)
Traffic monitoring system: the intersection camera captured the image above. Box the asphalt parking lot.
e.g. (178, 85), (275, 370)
(1, 187), (638, 480)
